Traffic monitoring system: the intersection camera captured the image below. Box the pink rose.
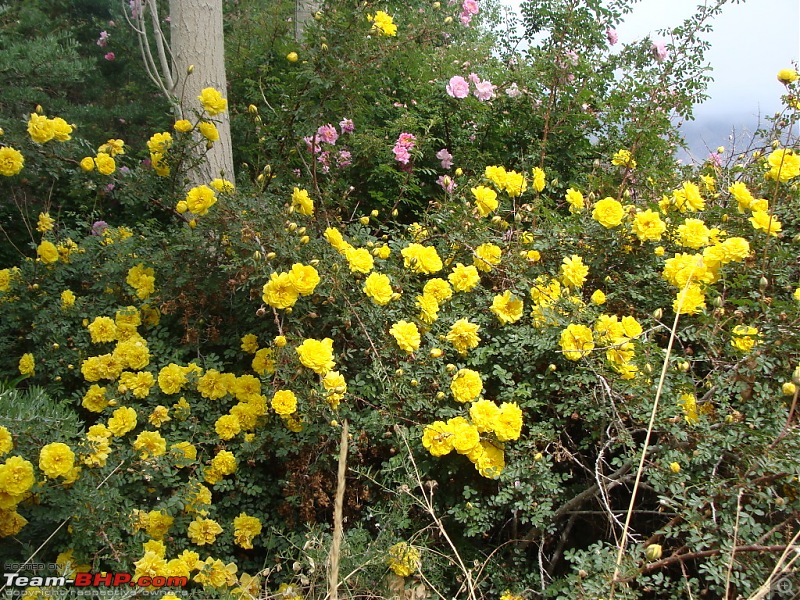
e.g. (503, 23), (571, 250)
(446, 75), (470, 99)
(436, 148), (453, 169)
(652, 40), (667, 63)
(473, 79), (495, 101)
(316, 124), (339, 145)
(339, 118), (354, 134)
(462, 0), (479, 16)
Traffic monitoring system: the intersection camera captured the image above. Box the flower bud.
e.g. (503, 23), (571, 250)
(266, 252), (277, 260)
(444, 16), (453, 23)
(669, 462), (681, 473)
(645, 544), (663, 561)
(286, 52), (299, 63)
(759, 276), (769, 291)
(248, 104), (258, 114)
(187, 64), (194, 74)
(792, 366), (800, 386)
(653, 308), (663, 320)
(782, 382), (796, 396)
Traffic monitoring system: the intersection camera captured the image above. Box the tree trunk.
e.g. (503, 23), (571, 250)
(294, 0), (320, 41)
(170, 0), (234, 182)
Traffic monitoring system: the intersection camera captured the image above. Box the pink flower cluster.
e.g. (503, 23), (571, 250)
(446, 74), (495, 101)
(393, 133), (416, 165)
(460, 0), (479, 26)
(303, 119), (355, 173)
(436, 148), (453, 169)
(652, 39), (667, 63)
(97, 31), (110, 47)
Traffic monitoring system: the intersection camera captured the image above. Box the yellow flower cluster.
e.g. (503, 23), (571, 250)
(126, 264), (156, 300)
(471, 185), (498, 216)
(197, 87), (228, 116)
(765, 148), (800, 182)
(386, 542), (420, 577)
(401, 242), (443, 274)
(0, 146), (24, 176)
(666, 181), (705, 212)
(233, 512), (262, 549)
(592, 197), (624, 228)
(369, 10), (397, 36)
(205, 450), (237, 484)
(18, 353), (35, 376)
(661, 235), (750, 315)
(611, 148), (636, 169)
(446, 318), (480, 354)
(631, 208), (666, 242)
(448, 262), (480, 291)
(363, 272), (395, 305)
(565, 187), (584, 214)
(296, 337), (336, 375)
(27, 112), (73, 144)
(730, 325), (760, 353)
(390, 320), (421, 353)
(422, 400), (522, 478)
(491, 290), (524, 325)
(0, 453), (36, 533)
(291, 187), (314, 216)
(450, 368), (483, 403)
(485, 165), (527, 197)
(262, 263), (320, 309)
(325, 228), (375, 273)
(147, 131), (172, 177)
(560, 314), (643, 378)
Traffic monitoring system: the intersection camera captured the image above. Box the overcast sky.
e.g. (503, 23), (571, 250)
(505, 0), (800, 158)
(620, 0), (799, 118)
